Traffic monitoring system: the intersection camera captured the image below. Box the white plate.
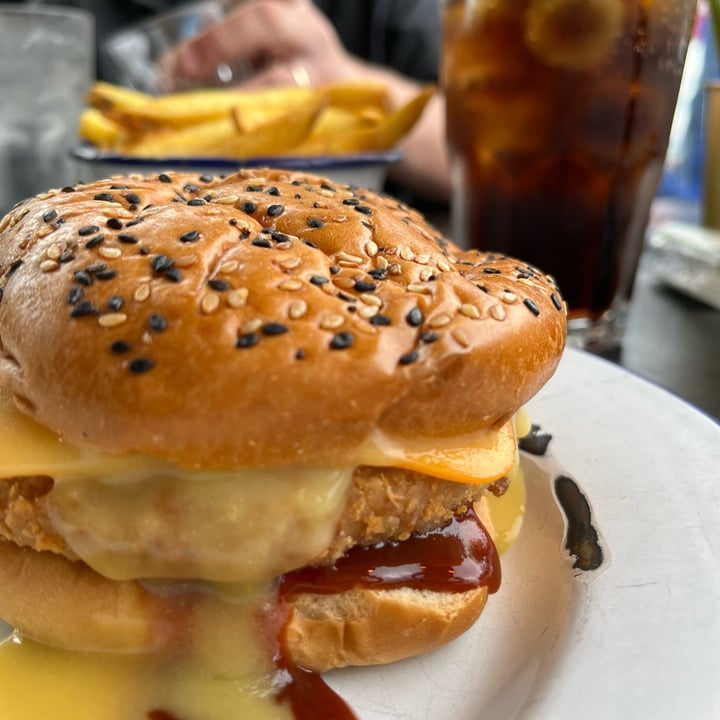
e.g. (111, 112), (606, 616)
(327, 348), (720, 720)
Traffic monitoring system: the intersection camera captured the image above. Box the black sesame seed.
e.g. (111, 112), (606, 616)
(73, 270), (92, 286)
(267, 204), (285, 217)
(110, 340), (131, 354)
(420, 331), (440, 344)
(179, 230), (200, 243)
(236, 332), (259, 349)
(307, 218), (324, 228)
(524, 298), (541, 316)
(151, 254), (174, 273)
(158, 173), (172, 183)
(241, 201), (257, 214)
(338, 292), (356, 303)
(246, 185), (264, 192)
(252, 237), (272, 249)
(321, 183), (335, 192)
(42, 209), (58, 223)
(329, 332), (354, 350)
(406, 307), (423, 327)
(482, 267), (502, 275)
(107, 295), (124, 311)
(187, 198), (206, 207)
(295, 349), (306, 360)
(8, 259), (23, 275)
(126, 218), (145, 228)
(266, 186), (280, 196)
(229, 218), (238, 226)
(94, 193), (114, 202)
(342, 198), (359, 206)
(354, 280), (377, 293)
(78, 225), (100, 237)
(106, 217), (123, 230)
(96, 269), (117, 280)
(149, 313), (168, 332)
(329, 265), (340, 274)
(262, 322), (289, 336)
(67, 286), (83, 305)
(70, 300), (99, 318)
(475, 284), (489, 293)
(164, 268), (182, 282)
(125, 193), (142, 204)
(208, 278), (230, 292)
(139, 247), (150, 256)
(58, 250), (75, 263)
(291, 180), (304, 186)
(199, 173), (213, 183)
(551, 293), (562, 311)
(183, 184), (200, 194)
(129, 357), (155, 374)
(118, 233), (139, 244)
(354, 205), (373, 215)
(368, 268), (387, 281)
(361, 220), (373, 230)
(302, 239), (318, 249)
(398, 350), (419, 365)
(295, 194), (303, 200)
(369, 314), (392, 326)
(110, 184), (129, 190)
(85, 262), (107, 274)
(61, 186), (75, 193)
(309, 275), (329, 285)
(85, 234), (105, 249)
(270, 230), (291, 244)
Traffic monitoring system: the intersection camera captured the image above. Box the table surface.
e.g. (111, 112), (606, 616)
(613, 257), (720, 422)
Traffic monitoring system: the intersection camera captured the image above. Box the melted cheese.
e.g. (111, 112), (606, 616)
(0, 584), (293, 720)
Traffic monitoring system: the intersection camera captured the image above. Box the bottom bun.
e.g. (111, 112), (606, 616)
(0, 499), (496, 668)
(286, 585), (489, 673)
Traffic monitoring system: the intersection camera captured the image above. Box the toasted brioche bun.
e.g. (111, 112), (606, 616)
(0, 169), (566, 470)
(0, 498), (494, 669)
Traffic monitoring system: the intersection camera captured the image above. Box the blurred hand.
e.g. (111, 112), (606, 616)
(172, 0), (359, 89)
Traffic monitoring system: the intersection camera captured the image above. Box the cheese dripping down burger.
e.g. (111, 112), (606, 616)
(0, 168), (566, 719)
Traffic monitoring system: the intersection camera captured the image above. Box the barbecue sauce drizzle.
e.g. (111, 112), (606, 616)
(148, 508), (499, 720)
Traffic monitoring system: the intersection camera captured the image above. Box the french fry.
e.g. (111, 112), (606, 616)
(77, 108), (129, 150)
(123, 97), (325, 158)
(293, 85), (435, 155)
(318, 81), (392, 112)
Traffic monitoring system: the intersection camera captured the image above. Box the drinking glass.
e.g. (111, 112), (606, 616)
(0, 6), (94, 215)
(441, 0), (697, 351)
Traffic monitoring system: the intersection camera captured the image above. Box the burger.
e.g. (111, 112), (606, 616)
(0, 168), (566, 718)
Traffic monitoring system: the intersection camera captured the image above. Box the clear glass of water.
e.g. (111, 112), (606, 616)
(0, 6), (94, 215)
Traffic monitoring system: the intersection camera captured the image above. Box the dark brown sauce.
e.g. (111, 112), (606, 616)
(279, 508), (501, 597)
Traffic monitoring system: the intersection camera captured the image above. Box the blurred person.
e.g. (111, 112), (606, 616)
(9, 0), (449, 203)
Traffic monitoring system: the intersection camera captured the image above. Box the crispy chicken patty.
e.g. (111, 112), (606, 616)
(0, 467), (506, 568)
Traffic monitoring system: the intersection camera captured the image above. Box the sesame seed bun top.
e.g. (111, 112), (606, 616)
(0, 168), (566, 469)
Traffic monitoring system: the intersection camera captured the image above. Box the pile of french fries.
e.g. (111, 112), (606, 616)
(78, 81), (434, 158)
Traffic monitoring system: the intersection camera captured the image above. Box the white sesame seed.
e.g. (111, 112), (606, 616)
(219, 260), (239, 274)
(333, 276), (355, 290)
(320, 313), (344, 330)
(452, 328), (470, 348)
(501, 291), (518, 304)
(415, 254), (430, 265)
(376, 255), (389, 270)
(357, 305), (377, 319)
(278, 279), (303, 291)
(429, 313), (451, 328)
(332, 215), (348, 223)
(490, 304), (507, 321)
(279, 257), (302, 270)
(320, 188), (335, 198)
(215, 194), (239, 205)
(241, 318), (263, 334)
(288, 299), (308, 319)
(359, 294), (382, 307)
(98, 312), (128, 328)
(40, 259), (59, 273)
(365, 241), (378, 257)
(134, 284), (151, 302)
(142, 331), (153, 344)
(36, 224), (55, 239)
(313, 200), (329, 209)
(460, 303), (481, 319)
(99, 246), (122, 259)
(174, 254), (198, 268)
(226, 287), (249, 308)
(407, 282), (431, 294)
(200, 291), (221, 314)
(388, 262), (402, 276)
(321, 282), (335, 295)
(336, 251), (363, 265)
(437, 258), (451, 272)
(419, 268), (434, 282)
(399, 246), (415, 261)
(46, 244), (62, 260)
(338, 260), (361, 268)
